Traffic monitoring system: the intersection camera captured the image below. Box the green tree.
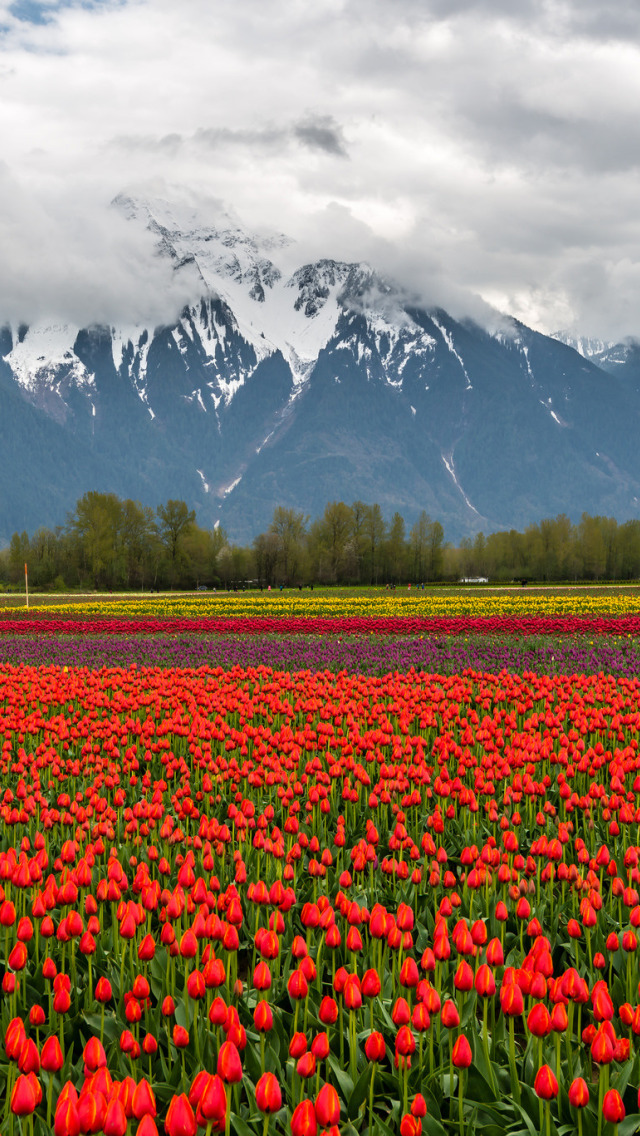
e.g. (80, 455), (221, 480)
(8, 531), (30, 586)
(253, 531), (280, 586)
(311, 501), (355, 582)
(619, 520), (640, 579)
(121, 500), (158, 588)
(577, 514), (607, 580)
(71, 492), (124, 588)
(29, 528), (59, 588)
(268, 506), (308, 583)
(350, 500), (369, 583)
(383, 511), (406, 582)
(156, 500), (196, 586)
(362, 504), (386, 584)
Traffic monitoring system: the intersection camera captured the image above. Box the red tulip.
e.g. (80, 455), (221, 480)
(475, 964), (496, 998)
(78, 1087), (107, 1135)
(103, 1097), (128, 1136)
(255, 1072), (282, 1114)
(311, 1032), (330, 1059)
(451, 1035), (472, 1068)
(550, 1002), (568, 1033)
(55, 1102), (81, 1136)
(83, 1037), (107, 1071)
(485, 938), (503, 969)
(197, 1074), (227, 1125)
(95, 977), (112, 1003)
(289, 1032), (308, 1059)
(290, 1099), (317, 1136)
(602, 1089), (625, 1124)
(5, 1017), (27, 1060)
(568, 1078), (589, 1109)
(343, 973), (362, 1010)
(592, 981), (614, 1021)
(399, 958), (420, 988)
(288, 970), (308, 1001)
(10, 1073), (39, 1116)
(132, 1080), (157, 1120)
(365, 1031), (386, 1062)
(318, 996), (338, 1024)
(527, 1003), (551, 1038)
(399, 1116), (421, 1136)
(253, 961), (272, 990)
(440, 1000), (460, 1029)
(361, 969), (382, 998)
(29, 1005), (46, 1028)
(172, 1025), (189, 1049)
(411, 1094), (427, 1118)
(217, 1040), (243, 1083)
(395, 1026), (416, 1057)
(534, 1065), (559, 1100)
(254, 1000), (274, 1032)
(591, 1027), (615, 1064)
(138, 1115), (160, 1136)
(315, 1084), (340, 1127)
(392, 997), (411, 1026)
(297, 1052), (316, 1078)
(164, 1094), (197, 1136)
(41, 1035), (64, 1072)
(453, 960), (474, 992)
(18, 1039), (40, 1075)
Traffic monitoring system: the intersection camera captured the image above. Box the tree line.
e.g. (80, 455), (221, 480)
(2, 494), (640, 590)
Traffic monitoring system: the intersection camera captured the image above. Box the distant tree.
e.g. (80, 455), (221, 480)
(577, 513), (607, 580)
(29, 528), (59, 588)
(619, 520), (640, 579)
(71, 492), (124, 588)
(268, 506), (308, 583)
(350, 500), (369, 583)
(362, 504), (386, 584)
(253, 531), (280, 586)
(383, 512), (406, 582)
(156, 500), (196, 586)
(311, 501), (355, 582)
(8, 531), (29, 586)
(410, 511), (444, 580)
(121, 499), (157, 588)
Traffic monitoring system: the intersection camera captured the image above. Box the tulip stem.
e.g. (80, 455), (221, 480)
(46, 1073), (53, 1129)
(458, 1067), (464, 1136)
(368, 1063), (376, 1134)
(349, 1010), (357, 1086)
(508, 1017), (521, 1106)
(482, 999), (495, 1095)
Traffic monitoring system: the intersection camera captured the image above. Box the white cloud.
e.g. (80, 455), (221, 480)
(0, 0), (639, 338)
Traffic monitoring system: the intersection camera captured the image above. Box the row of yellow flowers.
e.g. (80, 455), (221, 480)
(3, 588), (640, 619)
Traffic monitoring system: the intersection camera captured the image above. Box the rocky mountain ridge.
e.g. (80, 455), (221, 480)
(2, 192), (640, 544)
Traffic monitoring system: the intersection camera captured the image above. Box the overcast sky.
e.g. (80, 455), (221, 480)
(1, 0), (639, 337)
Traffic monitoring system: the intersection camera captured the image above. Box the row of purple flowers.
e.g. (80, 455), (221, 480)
(0, 633), (638, 675)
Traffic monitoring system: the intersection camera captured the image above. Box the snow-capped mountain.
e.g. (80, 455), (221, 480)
(2, 191), (640, 544)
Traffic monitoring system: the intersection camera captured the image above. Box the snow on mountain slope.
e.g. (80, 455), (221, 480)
(550, 330), (613, 358)
(2, 323), (96, 425)
(112, 191), (418, 385)
(2, 189), (442, 412)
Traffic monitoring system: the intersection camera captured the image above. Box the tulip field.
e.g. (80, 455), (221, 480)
(3, 591), (640, 1135)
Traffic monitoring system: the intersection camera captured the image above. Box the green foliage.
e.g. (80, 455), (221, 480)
(5, 493), (640, 589)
